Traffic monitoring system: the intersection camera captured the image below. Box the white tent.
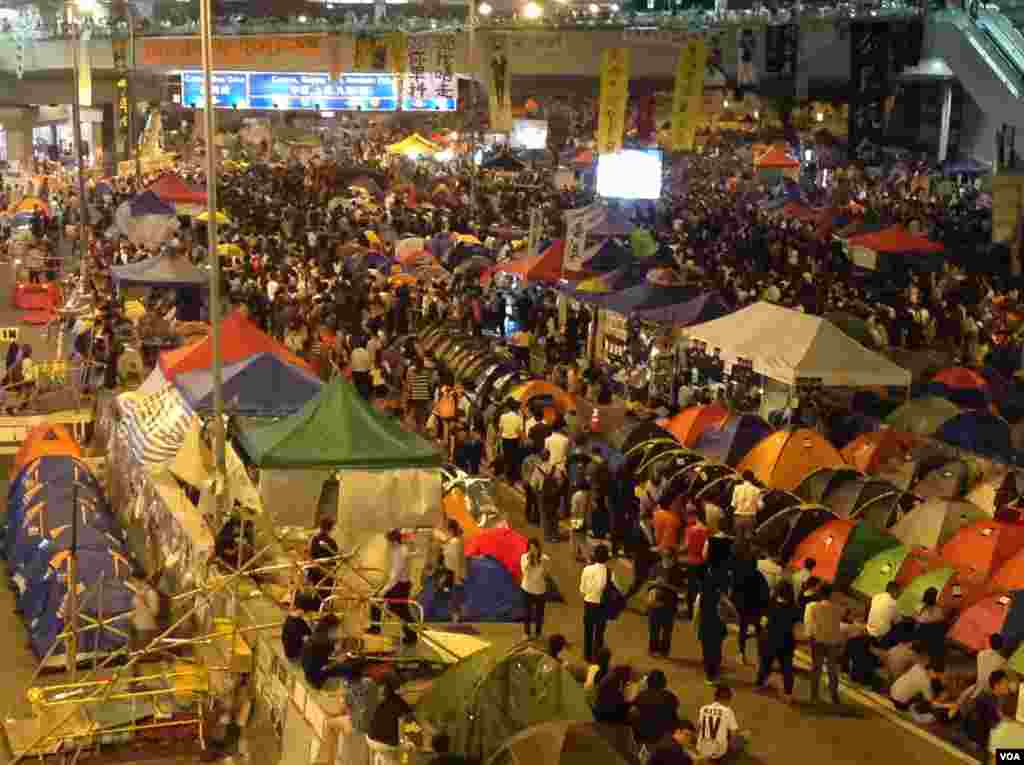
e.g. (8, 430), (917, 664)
(683, 302), (911, 388)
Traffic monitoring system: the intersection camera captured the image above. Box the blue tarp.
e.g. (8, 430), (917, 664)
(21, 545), (132, 624)
(694, 414), (773, 466)
(419, 555), (527, 622)
(173, 352), (323, 416)
(17, 524), (126, 612)
(937, 412), (1014, 461)
(110, 253), (208, 287)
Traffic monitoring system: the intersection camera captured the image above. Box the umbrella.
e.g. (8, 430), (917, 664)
(928, 367), (992, 409)
(852, 545), (913, 598)
(217, 243), (245, 259)
(388, 274), (417, 288)
(196, 210), (231, 224)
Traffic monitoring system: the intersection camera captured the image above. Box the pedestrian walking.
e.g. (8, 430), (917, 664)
(521, 539), (549, 639)
(580, 544), (612, 663)
(647, 548), (685, 657)
(755, 582), (800, 703)
(806, 584), (845, 705)
(695, 568), (733, 685)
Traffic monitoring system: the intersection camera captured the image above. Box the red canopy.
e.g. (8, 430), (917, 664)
(147, 173), (208, 205)
(493, 240), (581, 284)
(782, 202), (823, 223)
(846, 225), (944, 254)
(159, 310), (312, 380)
(755, 146), (801, 169)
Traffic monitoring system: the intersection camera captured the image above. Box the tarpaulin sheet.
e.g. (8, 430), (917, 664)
(259, 468), (331, 527)
(336, 468), (441, 553)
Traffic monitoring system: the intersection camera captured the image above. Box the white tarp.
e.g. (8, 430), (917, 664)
(683, 301), (911, 388)
(258, 468), (332, 527)
(335, 468), (441, 554)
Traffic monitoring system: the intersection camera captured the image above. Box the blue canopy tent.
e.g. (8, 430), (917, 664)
(633, 292), (732, 326)
(6, 455), (105, 561)
(598, 281), (699, 315)
(419, 555), (529, 622)
(694, 414), (774, 466)
(173, 352), (323, 416)
(937, 412), (1014, 461)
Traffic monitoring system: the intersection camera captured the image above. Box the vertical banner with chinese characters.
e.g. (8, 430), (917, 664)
(849, 21), (891, 163)
(435, 34), (457, 107)
(563, 203), (607, 272)
(671, 38), (705, 152)
(487, 36), (512, 132)
(596, 48), (631, 156)
(406, 34), (428, 103)
(386, 32), (407, 74)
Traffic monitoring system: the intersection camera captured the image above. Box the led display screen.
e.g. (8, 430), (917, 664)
(179, 71), (399, 111)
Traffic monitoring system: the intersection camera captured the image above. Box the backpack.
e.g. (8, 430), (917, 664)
(601, 575), (628, 621)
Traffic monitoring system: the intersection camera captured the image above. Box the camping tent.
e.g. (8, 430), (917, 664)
(852, 545), (914, 597)
(950, 591), (1024, 652)
(936, 413), (1013, 461)
(928, 367), (992, 409)
(737, 428), (845, 492)
(660, 403), (730, 447)
(110, 252), (208, 288)
(465, 527), (529, 581)
(795, 467), (862, 506)
(683, 302), (911, 388)
(891, 499), (988, 550)
(941, 520), (1024, 580)
(789, 519), (856, 581)
(841, 429), (915, 474)
(752, 504), (837, 561)
(386, 134), (440, 157)
(490, 722), (640, 765)
(694, 414), (773, 466)
(12, 423), (82, 477)
(419, 555), (526, 622)
(174, 352), (322, 416)
(415, 644), (594, 761)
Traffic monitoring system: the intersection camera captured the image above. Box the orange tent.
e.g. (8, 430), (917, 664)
(840, 429), (916, 474)
(493, 241), (581, 284)
(940, 520), (1024, 580)
(754, 145), (801, 169)
(659, 403), (730, 447)
(845, 225), (944, 254)
(737, 429), (845, 492)
(990, 548), (1024, 592)
(12, 423), (81, 477)
(159, 310), (313, 379)
(444, 490), (481, 540)
(509, 380), (577, 417)
(789, 519), (856, 582)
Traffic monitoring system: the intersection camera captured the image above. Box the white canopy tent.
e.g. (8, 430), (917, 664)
(683, 302), (911, 388)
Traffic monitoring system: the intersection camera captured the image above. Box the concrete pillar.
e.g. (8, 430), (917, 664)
(5, 123), (32, 172)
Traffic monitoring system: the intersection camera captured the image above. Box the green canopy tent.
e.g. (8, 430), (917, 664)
(852, 545), (913, 598)
(415, 644), (594, 762)
(234, 377), (442, 542)
(835, 523), (901, 587)
(235, 376), (441, 470)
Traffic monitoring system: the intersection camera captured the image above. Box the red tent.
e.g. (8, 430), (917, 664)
(493, 240), (582, 284)
(932, 367), (989, 393)
(941, 520), (1024, 580)
(465, 526), (529, 582)
(147, 173), (208, 205)
(159, 310), (312, 380)
(754, 146), (800, 169)
(846, 225), (944, 254)
(789, 519), (856, 583)
(949, 592), (1020, 652)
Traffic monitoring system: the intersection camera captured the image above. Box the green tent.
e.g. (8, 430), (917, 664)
(885, 397), (961, 436)
(234, 376), (441, 469)
(890, 498), (988, 549)
(415, 644), (594, 762)
(835, 522), (901, 587)
(851, 545), (912, 598)
(896, 567), (956, 617)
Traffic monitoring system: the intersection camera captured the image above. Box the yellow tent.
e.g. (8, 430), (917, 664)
(737, 428), (845, 492)
(217, 243), (245, 258)
(15, 197), (48, 216)
(196, 210), (231, 224)
(386, 133), (440, 158)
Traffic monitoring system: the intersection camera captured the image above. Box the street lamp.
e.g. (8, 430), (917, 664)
(523, 2), (543, 18)
(67, 0), (92, 295)
(477, 1), (492, 15)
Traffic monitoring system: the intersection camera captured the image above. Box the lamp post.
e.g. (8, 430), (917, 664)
(199, 0), (226, 521)
(68, 0), (91, 291)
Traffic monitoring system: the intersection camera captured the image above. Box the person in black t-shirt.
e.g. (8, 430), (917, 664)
(308, 518), (340, 598)
(648, 720), (696, 765)
(281, 606), (311, 661)
(301, 615), (365, 689)
(630, 670), (680, 751)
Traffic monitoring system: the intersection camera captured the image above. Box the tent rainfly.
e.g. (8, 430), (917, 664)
(683, 301), (911, 388)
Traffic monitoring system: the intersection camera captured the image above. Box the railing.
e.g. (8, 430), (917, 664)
(935, 7), (1024, 98)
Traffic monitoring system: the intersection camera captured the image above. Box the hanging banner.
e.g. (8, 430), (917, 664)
(764, 23), (798, 95)
(563, 203), (607, 271)
(671, 38), (705, 152)
(78, 34), (93, 108)
(849, 21), (891, 163)
(596, 48), (630, 156)
(141, 35), (324, 68)
(487, 37), (512, 133)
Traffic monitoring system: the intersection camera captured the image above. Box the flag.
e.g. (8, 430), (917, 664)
(597, 48), (630, 155)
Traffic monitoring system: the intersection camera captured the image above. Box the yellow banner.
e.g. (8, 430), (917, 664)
(140, 35), (324, 68)
(596, 48), (631, 156)
(671, 38), (707, 151)
(78, 37), (92, 108)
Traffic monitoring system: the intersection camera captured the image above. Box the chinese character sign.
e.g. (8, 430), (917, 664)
(671, 38), (706, 151)
(597, 48), (631, 156)
(407, 35), (428, 100)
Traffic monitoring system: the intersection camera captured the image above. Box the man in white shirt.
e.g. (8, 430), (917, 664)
(866, 582), (901, 643)
(972, 634), (1010, 700)
(367, 529), (417, 644)
(498, 401), (526, 483)
(266, 276), (281, 301)
(579, 545), (610, 663)
(891, 658), (944, 710)
(697, 685), (741, 760)
(730, 472), (762, 540)
(544, 428), (570, 474)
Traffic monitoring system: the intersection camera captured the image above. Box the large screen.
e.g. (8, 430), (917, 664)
(510, 119), (549, 150)
(179, 71), (399, 111)
(401, 74), (458, 112)
(596, 149), (663, 200)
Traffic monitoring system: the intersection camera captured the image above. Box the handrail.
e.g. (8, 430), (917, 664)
(937, 8), (1024, 98)
(366, 596), (426, 631)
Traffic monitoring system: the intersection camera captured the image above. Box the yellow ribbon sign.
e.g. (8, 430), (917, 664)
(597, 48), (631, 156)
(671, 37), (708, 151)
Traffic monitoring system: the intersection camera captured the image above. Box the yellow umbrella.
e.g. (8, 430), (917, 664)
(196, 210), (231, 224)
(576, 277), (610, 294)
(124, 300), (146, 322)
(454, 234), (482, 246)
(349, 185), (371, 196)
(365, 231), (382, 247)
(388, 274), (417, 288)
(217, 243), (244, 258)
